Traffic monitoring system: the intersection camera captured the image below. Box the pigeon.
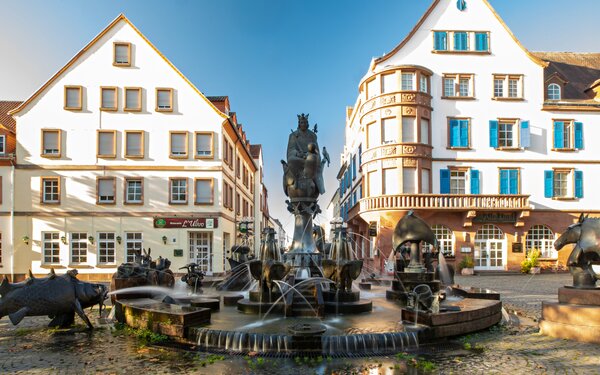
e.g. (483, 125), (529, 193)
(322, 147), (330, 167)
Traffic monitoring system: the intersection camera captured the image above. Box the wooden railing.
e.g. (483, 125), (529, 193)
(359, 194), (530, 212)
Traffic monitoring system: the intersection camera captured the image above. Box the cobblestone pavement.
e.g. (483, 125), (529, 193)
(1, 274), (599, 374)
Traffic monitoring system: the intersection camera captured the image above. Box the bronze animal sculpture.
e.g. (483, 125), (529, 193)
(112, 248), (174, 288)
(392, 210), (438, 273)
(322, 227), (363, 293)
(249, 228), (290, 295)
(554, 214), (600, 288)
(0, 269), (107, 329)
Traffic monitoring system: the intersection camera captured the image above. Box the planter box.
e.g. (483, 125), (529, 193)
(530, 267), (541, 274)
(461, 268), (475, 276)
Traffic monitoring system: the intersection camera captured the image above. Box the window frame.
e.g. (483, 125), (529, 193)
(526, 225), (557, 259)
(401, 72), (415, 91)
(496, 118), (520, 150)
(442, 74), (474, 99)
(42, 232), (60, 265)
(432, 31), (491, 54)
(40, 176), (61, 205)
(100, 86), (118, 111)
(97, 130), (117, 158)
(552, 168), (573, 199)
(194, 131), (214, 159)
(492, 74), (524, 100)
(124, 87), (142, 111)
(447, 117), (471, 149)
(552, 119), (576, 151)
(125, 232), (143, 263)
(70, 232), (88, 265)
(96, 177), (116, 205)
(64, 85), (82, 110)
(547, 83), (561, 101)
(97, 232), (116, 265)
(169, 131), (188, 159)
(40, 129), (62, 158)
(498, 168), (520, 195)
(124, 130), (144, 158)
(155, 88), (173, 112)
(449, 168), (468, 195)
(124, 177), (144, 205)
(169, 177), (188, 205)
(194, 178), (214, 205)
(113, 42), (132, 67)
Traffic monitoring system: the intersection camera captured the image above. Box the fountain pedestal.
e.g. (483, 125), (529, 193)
(386, 272), (441, 306)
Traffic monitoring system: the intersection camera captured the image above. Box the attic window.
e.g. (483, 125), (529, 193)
(548, 83), (561, 100)
(114, 42), (131, 66)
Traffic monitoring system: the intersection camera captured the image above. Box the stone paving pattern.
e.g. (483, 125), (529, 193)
(0, 273), (599, 374)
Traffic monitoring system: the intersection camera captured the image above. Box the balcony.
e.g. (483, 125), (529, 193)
(359, 194), (531, 212)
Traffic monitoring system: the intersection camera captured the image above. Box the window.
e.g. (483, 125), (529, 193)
(125, 131), (144, 158)
(526, 225), (556, 258)
(125, 232), (142, 263)
(403, 167), (416, 194)
(450, 170), (467, 194)
(41, 177), (60, 204)
(367, 122), (379, 148)
(236, 157), (241, 178)
(442, 74), (473, 98)
(223, 181), (233, 210)
(98, 232), (116, 264)
(170, 131), (188, 158)
(366, 79), (378, 99)
(545, 169), (583, 199)
(421, 169), (430, 194)
(381, 73), (397, 94)
(125, 178), (143, 204)
(499, 169), (519, 194)
(100, 87), (118, 111)
(490, 120), (530, 149)
(402, 117), (416, 142)
(113, 42), (131, 66)
(42, 232), (60, 264)
(493, 75), (523, 99)
(223, 136), (233, 165)
(124, 87), (142, 111)
(367, 171), (381, 196)
(401, 73), (414, 91)
(420, 119), (430, 145)
(0, 233), (2, 265)
(170, 178), (188, 204)
(0, 135), (5, 154)
(97, 130), (116, 157)
(70, 232), (87, 264)
(548, 84), (561, 100)
(423, 225), (454, 256)
(553, 120), (583, 150)
(498, 120), (516, 148)
(381, 118), (396, 144)
(434, 31), (448, 51)
(41, 129), (61, 157)
(420, 75), (428, 93)
(97, 177), (116, 204)
(64, 86), (82, 110)
(474, 32), (489, 52)
(383, 168), (399, 195)
(156, 88), (173, 111)
(236, 193), (240, 215)
(195, 178), (213, 204)
(195, 132), (213, 158)
(453, 32), (468, 51)
(448, 118), (470, 148)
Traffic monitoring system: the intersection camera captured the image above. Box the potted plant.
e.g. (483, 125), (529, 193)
(521, 249), (541, 274)
(459, 255), (475, 276)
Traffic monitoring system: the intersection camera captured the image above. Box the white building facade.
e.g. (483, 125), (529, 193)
(4, 15), (266, 281)
(340, 0), (600, 272)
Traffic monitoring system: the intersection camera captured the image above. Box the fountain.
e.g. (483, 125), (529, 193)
(540, 214), (600, 344)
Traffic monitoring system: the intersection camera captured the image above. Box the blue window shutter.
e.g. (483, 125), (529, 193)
(509, 169), (518, 194)
(520, 121), (530, 148)
(449, 119), (459, 147)
(470, 169), (480, 194)
(554, 121), (564, 149)
(440, 169), (450, 194)
(460, 120), (469, 147)
(435, 32), (447, 51)
(575, 122), (583, 149)
(489, 120), (499, 148)
(544, 170), (554, 198)
(475, 33), (488, 51)
(454, 32), (467, 51)
(499, 170), (508, 194)
(575, 171), (583, 198)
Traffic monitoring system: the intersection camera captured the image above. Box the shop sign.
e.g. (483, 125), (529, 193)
(472, 212), (516, 224)
(153, 217), (218, 229)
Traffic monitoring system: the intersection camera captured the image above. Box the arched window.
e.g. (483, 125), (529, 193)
(548, 83), (561, 100)
(475, 224), (504, 241)
(526, 225), (556, 258)
(422, 225), (454, 256)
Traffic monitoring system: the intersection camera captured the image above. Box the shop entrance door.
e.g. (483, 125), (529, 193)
(189, 232), (212, 275)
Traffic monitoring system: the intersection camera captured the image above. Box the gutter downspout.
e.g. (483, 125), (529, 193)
(10, 155), (15, 281)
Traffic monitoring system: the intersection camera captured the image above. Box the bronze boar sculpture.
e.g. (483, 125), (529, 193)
(322, 226), (363, 293)
(249, 228), (290, 297)
(111, 248), (174, 299)
(0, 269), (107, 329)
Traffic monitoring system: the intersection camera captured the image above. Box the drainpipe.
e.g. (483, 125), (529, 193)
(9, 155), (15, 281)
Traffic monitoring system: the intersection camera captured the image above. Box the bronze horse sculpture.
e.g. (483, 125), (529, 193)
(555, 214), (600, 288)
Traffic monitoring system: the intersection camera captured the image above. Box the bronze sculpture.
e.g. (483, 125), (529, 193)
(249, 228), (289, 295)
(322, 226), (363, 293)
(555, 214), (600, 288)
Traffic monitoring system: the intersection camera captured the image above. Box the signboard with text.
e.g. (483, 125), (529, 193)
(153, 217), (218, 229)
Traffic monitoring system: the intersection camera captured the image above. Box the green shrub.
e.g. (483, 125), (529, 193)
(458, 255), (474, 270)
(521, 249), (541, 273)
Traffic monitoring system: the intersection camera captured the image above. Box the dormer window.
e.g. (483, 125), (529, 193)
(548, 83), (561, 100)
(113, 42), (131, 66)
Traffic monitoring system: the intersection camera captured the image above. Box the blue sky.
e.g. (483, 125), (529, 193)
(1, 0), (599, 236)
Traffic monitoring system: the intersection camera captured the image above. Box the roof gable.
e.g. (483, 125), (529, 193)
(0, 101), (22, 133)
(9, 14), (227, 119)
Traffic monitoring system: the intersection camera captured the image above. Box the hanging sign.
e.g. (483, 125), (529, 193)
(153, 217), (218, 229)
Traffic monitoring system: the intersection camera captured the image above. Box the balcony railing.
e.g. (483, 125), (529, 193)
(359, 194), (530, 212)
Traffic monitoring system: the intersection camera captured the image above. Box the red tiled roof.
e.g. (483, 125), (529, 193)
(0, 101), (22, 132)
(250, 144), (262, 159)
